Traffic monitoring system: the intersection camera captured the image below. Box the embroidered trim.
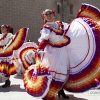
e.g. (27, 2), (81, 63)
(41, 21), (71, 47)
(0, 33), (10, 42)
(41, 21), (64, 35)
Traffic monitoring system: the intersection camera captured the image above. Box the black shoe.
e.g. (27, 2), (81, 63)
(58, 89), (69, 99)
(2, 79), (11, 88)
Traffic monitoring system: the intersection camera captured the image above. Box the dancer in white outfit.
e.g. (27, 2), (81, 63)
(24, 9), (70, 100)
(23, 3), (100, 100)
(0, 24), (28, 87)
(0, 25), (14, 87)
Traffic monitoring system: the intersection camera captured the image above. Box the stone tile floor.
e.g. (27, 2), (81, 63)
(0, 75), (100, 100)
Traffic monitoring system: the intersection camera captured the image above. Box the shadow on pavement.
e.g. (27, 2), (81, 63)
(56, 94), (88, 100)
(0, 84), (25, 92)
(13, 75), (23, 79)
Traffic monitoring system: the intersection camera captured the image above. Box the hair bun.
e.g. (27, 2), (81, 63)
(52, 10), (55, 16)
(7, 25), (11, 31)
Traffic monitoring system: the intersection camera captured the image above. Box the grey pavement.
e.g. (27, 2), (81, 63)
(0, 75), (100, 100)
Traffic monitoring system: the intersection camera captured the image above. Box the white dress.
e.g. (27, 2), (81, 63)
(38, 21), (70, 83)
(0, 28), (29, 82)
(0, 32), (13, 82)
(23, 21), (71, 99)
(23, 3), (100, 100)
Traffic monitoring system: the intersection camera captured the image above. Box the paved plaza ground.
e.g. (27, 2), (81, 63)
(0, 75), (100, 100)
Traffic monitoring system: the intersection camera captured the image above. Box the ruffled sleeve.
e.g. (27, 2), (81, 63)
(0, 33), (13, 46)
(37, 28), (50, 50)
(62, 22), (69, 30)
(38, 28), (50, 42)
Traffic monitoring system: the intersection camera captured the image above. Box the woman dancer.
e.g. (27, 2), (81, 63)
(0, 25), (13, 87)
(37, 9), (70, 99)
(24, 3), (100, 100)
(24, 9), (70, 100)
(0, 25), (28, 87)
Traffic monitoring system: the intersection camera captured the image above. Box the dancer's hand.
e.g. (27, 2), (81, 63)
(37, 49), (41, 52)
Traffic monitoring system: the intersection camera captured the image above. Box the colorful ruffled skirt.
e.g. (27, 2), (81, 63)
(0, 27), (28, 81)
(64, 3), (100, 92)
(23, 3), (100, 100)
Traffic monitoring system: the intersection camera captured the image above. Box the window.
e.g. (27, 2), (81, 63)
(70, 4), (73, 15)
(57, 4), (60, 14)
(57, 2), (61, 14)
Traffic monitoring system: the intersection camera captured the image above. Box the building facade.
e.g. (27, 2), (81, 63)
(0, 0), (100, 43)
